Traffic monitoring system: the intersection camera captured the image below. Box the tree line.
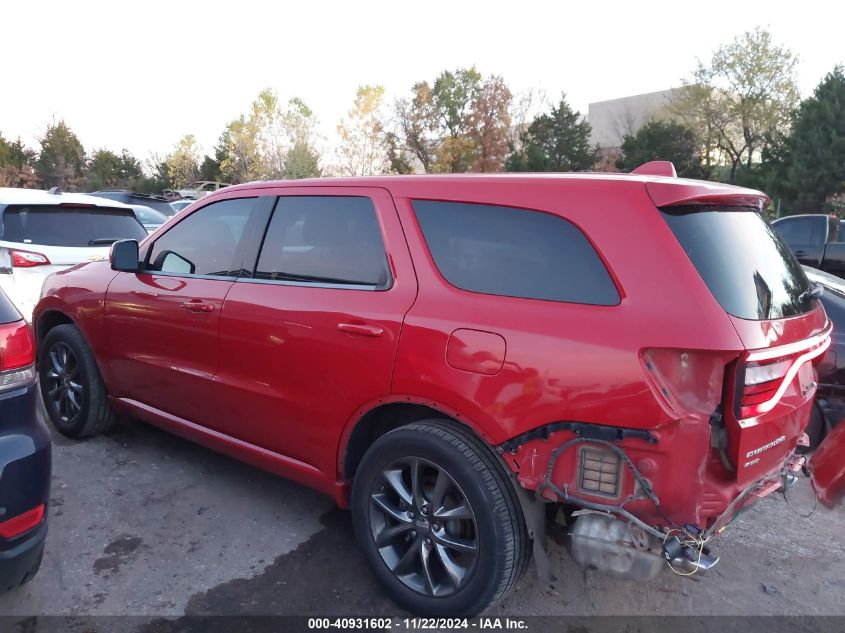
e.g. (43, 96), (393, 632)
(1, 27), (842, 216)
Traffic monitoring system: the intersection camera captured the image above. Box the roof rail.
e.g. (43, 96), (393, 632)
(631, 161), (677, 178)
(47, 186), (62, 195)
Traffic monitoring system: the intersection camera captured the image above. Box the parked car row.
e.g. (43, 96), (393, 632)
(163, 180), (231, 202)
(0, 287), (50, 592)
(1, 165), (844, 615)
(773, 213), (845, 277)
(88, 190), (178, 216)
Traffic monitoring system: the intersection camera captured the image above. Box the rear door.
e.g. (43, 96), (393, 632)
(104, 195), (268, 425)
(214, 187), (417, 477)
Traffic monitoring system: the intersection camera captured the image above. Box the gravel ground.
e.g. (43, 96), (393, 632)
(0, 410), (842, 629)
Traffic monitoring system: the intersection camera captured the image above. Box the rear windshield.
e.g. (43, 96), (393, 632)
(0, 289), (21, 324)
(1, 205), (147, 247)
(662, 206), (816, 320)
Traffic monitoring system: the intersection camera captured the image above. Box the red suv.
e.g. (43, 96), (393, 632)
(33, 165), (840, 615)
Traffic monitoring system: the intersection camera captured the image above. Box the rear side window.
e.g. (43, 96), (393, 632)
(146, 198), (255, 277)
(255, 196), (389, 287)
(1, 205), (147, 247)
(412, 200), (619, 305)
(662, 207), (815, 320)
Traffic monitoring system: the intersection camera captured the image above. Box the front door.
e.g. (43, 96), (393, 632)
(214, 188), (417, 478)
(104, 196), (264, 425)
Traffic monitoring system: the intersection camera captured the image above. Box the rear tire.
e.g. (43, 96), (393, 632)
(39, 324), (114, 438)
(351, 420), (529, 616)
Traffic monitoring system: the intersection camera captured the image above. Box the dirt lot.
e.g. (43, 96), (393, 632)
(0, 411), (843, 628)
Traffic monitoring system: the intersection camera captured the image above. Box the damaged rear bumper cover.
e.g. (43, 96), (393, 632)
(500, 425), (805, 581)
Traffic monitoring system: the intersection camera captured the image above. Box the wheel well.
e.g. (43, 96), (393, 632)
(343, 403), (475, 482)
(36, 310), (73, 345)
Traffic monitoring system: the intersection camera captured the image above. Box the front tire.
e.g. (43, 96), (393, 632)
(39, 324), (114, 438)
(351, 421), (529, 616)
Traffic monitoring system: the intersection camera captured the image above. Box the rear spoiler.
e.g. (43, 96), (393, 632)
(646, 181), (770, 211)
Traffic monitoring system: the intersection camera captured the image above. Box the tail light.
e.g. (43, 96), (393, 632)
(0, 320), (36, 391)
(11, 249), (51, 268)
(0, 504), (45, 539)
(738, 329), (831, 419)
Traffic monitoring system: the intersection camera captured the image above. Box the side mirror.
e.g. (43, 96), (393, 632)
(110, 240), (140, 272)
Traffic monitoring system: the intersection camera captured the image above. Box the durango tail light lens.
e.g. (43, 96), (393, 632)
(739, 329), (832, 418)
(11, 249), (51, 268)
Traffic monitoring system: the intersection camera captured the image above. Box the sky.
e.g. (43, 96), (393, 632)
(3, 0), (844, 164)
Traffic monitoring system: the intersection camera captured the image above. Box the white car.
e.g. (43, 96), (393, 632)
(0, 187), (147, 320)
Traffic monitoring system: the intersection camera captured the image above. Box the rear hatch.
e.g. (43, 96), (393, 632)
(652, 181), (831, 486)
(0, 203), (147, 316)
(0, 203), (147, 266)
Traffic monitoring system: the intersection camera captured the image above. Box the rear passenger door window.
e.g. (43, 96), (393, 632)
(145, 198), (257, 277)
(254, 196), (390, 288)
(412, 200), (619, 305)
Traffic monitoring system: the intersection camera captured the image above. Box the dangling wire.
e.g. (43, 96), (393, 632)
(783, 477), (817, 518)
(663, 527), (706, 576)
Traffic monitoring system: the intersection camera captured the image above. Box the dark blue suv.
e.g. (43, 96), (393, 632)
(0, 288), (49, 592)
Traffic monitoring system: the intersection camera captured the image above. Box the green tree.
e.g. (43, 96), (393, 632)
(394, 82), (438, 172)
(85, 149), (143, 190)
(199, 155), (222, 182)
(672, 28), (799, 182)
(430, 67), (482, 173)
(166, 135), (201, 188)
(281, 97), (321, 176)
(615, 120), (708, 178)
(467, 75), (512, 172)
(34, 120), (86, 190)
(136, 155), (172, 195)
(336, 85), (390, 176)
(217, 89), (321, 182)
(394, 67), (515, 173)
(506, 95), (597, 172)
(218, 115), (262, 184)
(0, 134), (37, 188)
(785, 66), (845, 213)
(283, 142), (321, 179)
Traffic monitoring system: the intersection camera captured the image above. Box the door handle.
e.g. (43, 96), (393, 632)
(130, 290), (159, 298)
(337, 322), (384, 337)
(794, 250), (806, 257)
(181, 300), (215, 313)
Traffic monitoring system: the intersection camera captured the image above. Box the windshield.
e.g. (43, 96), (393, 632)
(662, 206), (816, 320)
(133, 206), (167, 224)
(1, 205), (147, 247)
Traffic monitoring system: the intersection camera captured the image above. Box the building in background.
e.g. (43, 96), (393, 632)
(588, 89), (679, 171)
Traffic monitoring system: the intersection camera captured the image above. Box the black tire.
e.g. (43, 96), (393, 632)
(39, 324), (114, 438)
(351, 420), (529, 617)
